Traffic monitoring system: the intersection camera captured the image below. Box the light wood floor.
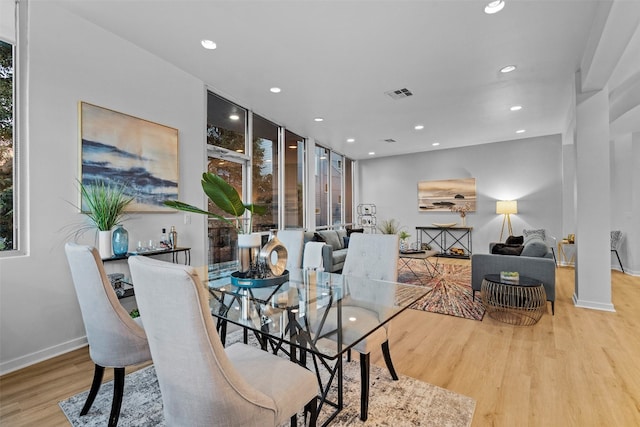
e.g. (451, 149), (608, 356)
(1, 260), (639, 426)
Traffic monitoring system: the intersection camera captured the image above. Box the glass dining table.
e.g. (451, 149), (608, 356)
(207, 268), (430, 426)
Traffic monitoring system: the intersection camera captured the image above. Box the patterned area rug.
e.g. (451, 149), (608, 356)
(398, 259), (485, 321)
(59, 333), (476, 427)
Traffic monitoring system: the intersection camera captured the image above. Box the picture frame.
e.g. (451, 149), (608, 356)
(79, 102), (179, 212)
(417, 178), (476, 212)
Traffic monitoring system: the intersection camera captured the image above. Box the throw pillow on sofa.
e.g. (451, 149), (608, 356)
(523, 229), (546, 244)
(520, 237), (549, 257)
(318, 230), (343, 251)
(491, 244), (524, 256)
(505, 235), (524, 245)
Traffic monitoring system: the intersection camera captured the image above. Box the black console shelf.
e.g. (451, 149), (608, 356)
(416, 226), (472, 259)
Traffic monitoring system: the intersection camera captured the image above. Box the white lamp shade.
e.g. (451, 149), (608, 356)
(496, 200), (518, 215)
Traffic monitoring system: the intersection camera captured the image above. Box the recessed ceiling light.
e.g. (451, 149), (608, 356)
(432, 142), (440, 146)
(314, 117), (324, 122)
(510, 105), (522, 111)
(229, 114), (240, 120)
(288, 145), (297, 149)
(414, 125), (424, 130)
(201, 39), (217, 50)
(484, 0), (505, 14)
(516, 129), (526, 134)
(270, 87), (281, 93)
(235, 149), (243, 153)
(346, 138), (355, 143)
(500, 65), (516, 73)
(368, 152), (375, 156)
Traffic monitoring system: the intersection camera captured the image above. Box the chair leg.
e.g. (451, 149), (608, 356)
(381, 340), (399, 381)
(359, 352), (370, 421)
(81, 364), (105, 415)
(305, 396), (318, 427)
(109, 367), (125, 427)
(551, 301), (555, 316)
(613, 249), (624, 273)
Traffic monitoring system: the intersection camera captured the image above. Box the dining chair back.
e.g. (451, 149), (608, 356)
(277, 229), (305, 271)
(336, 232), (400, 421)
(128, 256), (318, 426)
(64, 243), (151, 427)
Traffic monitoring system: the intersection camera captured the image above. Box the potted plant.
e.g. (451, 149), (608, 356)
(164, 172), (266, 233)
(398, 230), (411, 251)
(78, 180), (133, 258)
(164, 173), (267, 274)
(377, 218), (401, 234)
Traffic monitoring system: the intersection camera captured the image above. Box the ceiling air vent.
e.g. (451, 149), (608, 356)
(383, 138), (396, 143)
(385, 88), (413, 100)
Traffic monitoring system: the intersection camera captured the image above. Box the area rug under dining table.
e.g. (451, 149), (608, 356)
(59, 331), (476, 427)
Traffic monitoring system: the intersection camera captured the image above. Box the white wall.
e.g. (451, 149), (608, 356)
(611, 133), (640, 274)
(0, 2), (208, 374)
(357, 135), (563, 254)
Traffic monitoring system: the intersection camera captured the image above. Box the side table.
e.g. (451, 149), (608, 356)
(398, 250), (440, 283)
(481, 274), (546, 326)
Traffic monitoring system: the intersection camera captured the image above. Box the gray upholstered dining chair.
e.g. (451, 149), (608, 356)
(277, 229), (305, 271)
(64, 243), (151, 427)
(127, 255), (318, 427)
(334, 232), (400, 421)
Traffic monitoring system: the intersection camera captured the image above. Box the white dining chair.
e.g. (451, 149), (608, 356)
(277, 229), (305, 271)
(128, 255), (318, 426)
(64, 243), (152, 427)
(333, 233), (400, 421)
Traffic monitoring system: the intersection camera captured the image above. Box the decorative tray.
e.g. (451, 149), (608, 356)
(432, 222), (457, 228)
(230, 270), (289, 288)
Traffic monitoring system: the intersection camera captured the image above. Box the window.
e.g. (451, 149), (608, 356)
(315, 145), (330, 228)
(207, 92), (246, 153)
(330, 152), (343, 225)
(344, 158), (353, 225)
(0, 40), (14, 251)
(206, 92), (248, 273)
(283, 130), (305, 229)
(252, 114), (279, 231)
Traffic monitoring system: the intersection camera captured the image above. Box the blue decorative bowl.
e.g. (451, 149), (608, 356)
(230, 270), (289, 288)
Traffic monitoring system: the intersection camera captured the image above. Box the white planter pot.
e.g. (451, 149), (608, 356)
(98, 230), (113, 258)
(237, 233), (262, 274)
(238, 233), (262, 248)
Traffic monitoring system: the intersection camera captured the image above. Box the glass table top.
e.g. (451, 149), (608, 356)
(207, 268), (431, 359)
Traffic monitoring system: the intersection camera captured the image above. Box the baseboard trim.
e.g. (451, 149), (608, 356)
(0, 336), (88, 376)
(572, 294), (616, 312)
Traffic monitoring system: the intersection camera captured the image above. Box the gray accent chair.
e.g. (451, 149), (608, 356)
(471, 253), (556, 314)
(611, 230), (624, 273)
(128, 256), (318, 426)
(335, 233), (400, 421)
(64, 243), (152, 427)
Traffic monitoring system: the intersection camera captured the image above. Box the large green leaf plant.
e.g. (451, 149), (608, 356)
(164, 173), (266, 233)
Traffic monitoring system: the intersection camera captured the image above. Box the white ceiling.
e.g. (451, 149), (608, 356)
(53, 0), (605, 159)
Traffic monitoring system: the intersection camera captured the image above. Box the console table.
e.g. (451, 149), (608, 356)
(416, 226), (472, 259)
(103, 247), (191, 299)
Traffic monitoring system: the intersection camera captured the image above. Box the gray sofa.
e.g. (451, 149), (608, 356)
(471, 247), (556, 314)
(303, 229), (350, 273)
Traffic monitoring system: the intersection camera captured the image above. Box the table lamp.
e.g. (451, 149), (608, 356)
(496, 200), (518, 242)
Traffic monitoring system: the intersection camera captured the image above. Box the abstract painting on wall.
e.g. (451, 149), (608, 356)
(79, 102), (178, 212)
(417, 178), (476, 212)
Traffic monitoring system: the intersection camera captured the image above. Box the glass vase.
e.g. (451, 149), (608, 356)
(112, 225), (129, 256)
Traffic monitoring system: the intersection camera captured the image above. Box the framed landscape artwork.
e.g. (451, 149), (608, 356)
(417, 178), (476, 212)
(79, 102), (179, 212)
